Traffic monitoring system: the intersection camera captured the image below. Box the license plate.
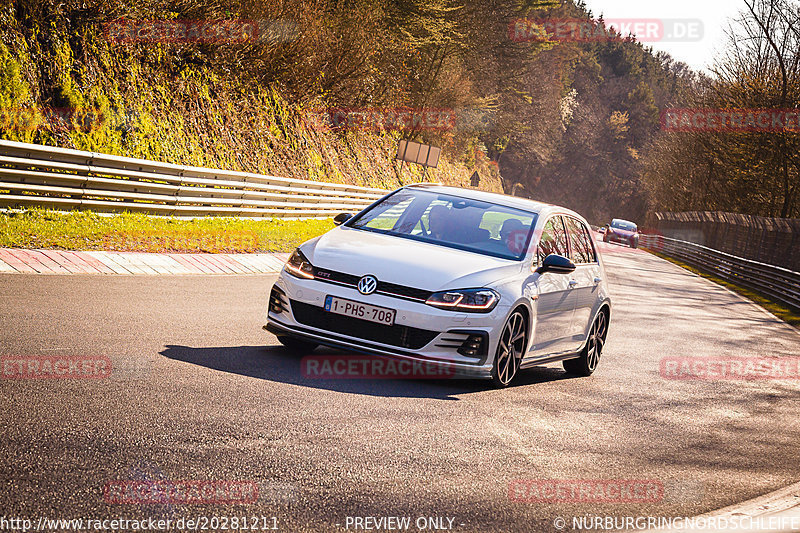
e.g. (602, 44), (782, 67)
(324, 296), (396, 326)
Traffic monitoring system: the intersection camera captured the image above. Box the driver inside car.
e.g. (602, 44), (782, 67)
(500, 218), (525, 254)
(428, 204), (451, 240)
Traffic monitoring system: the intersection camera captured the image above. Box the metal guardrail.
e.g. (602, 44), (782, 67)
(652, 211), (800, 272)
(0, 140), (388, 218)
(639, 233), (800, 310)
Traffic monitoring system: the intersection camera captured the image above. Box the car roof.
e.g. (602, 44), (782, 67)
(611, 218), (637, 226)
(402, 184), (585, 220)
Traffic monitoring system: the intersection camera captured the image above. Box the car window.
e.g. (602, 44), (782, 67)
(537, 216), (569, 265)
(418, 200), (451, 236)
(480, 211), (536, 256)
(611, 219), (637, 232)
(349, 188), (538, 261)
(566, 217), (596, 264)
(361, 193), (416, 231)
(580, 223), (597, 263)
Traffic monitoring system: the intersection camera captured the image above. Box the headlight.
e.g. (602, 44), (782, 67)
(284, 249), (314, 279)
(425, 288), (499, 313)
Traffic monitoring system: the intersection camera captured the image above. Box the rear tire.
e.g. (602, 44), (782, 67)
(563, 310), (608, 377)
(277, 336), (318, 354)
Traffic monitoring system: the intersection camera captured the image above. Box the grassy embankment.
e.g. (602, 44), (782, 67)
(0, 7), (504, 252)
(0, 209), (334, 253)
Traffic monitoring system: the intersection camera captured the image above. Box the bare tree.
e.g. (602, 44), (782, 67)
(712, 0), (800, 217)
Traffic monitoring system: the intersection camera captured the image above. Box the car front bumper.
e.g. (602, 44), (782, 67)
(264, 270), (508, 379)
(605, 233), (637, 245)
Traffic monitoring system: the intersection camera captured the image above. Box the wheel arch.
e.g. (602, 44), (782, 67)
(509, 301), (533, 353)
(598, 301), (611, 322)
(504, 294), (534, 317)
(492, 300), (534, 362)
(578, 300), (611, 350)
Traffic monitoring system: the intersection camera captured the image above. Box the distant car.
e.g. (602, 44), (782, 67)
(603, 219), (638, 248)
(265, 184), (611, 387)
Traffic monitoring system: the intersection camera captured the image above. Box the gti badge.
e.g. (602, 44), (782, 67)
(357, 275), (378, 295)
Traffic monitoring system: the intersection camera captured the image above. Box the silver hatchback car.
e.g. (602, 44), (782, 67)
(266, 185), (611, 387)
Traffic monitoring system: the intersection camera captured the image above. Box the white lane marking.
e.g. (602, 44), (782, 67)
(0, 249), (286, 275)
(0, 258), (17, 273)
(84, 251), (133, 274)
(699, 480), (800, 519)
(652, 481), (800, 532)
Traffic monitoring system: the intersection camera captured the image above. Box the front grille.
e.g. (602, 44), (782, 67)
(312, 268), (434, 302)
(377, 280), (433, 301)
(289, 300), (438, 350)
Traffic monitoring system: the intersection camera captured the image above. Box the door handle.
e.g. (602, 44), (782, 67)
(593, 277), (602, 284)
(568, 280), (578, 288)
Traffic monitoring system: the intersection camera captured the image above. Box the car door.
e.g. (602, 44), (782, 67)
(565, 216), (602, 351)
(529, 215), (577, 357)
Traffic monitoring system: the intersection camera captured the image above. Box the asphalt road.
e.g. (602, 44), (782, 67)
(1, 244), (799, 532)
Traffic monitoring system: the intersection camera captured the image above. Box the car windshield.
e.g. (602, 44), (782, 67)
(611, 219), (637, 231)
(348, 188), (538, 260)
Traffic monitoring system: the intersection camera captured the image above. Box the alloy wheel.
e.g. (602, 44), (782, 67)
(493, 310), (528, 387)
(586, 312), (607, 372)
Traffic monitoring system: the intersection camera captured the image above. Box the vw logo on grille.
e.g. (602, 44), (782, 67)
(357, 275), (378, 295)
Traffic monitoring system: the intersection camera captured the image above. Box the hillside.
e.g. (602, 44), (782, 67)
(13, 0), (788, 225)
(0, 2), (504, 193)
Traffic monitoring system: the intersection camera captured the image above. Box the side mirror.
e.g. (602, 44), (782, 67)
(537, 254), (576, 275)
(333, 212), (353, 226)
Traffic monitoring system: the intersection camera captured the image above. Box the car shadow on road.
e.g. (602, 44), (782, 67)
(159, 344), (576, 400)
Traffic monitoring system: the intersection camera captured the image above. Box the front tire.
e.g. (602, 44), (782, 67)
(277, 335), (318, 354)
(563, 310), (608, 377)
(491, 309), (528, 388)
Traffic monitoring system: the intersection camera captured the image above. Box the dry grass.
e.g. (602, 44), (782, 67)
(0, 209), (334, 253)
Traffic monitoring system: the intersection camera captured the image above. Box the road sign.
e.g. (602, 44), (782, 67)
(470, 171), (480, 187)
(395, 140), (440, 168)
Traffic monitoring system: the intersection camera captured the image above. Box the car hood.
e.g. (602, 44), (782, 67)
(302, 227), (522, 291)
